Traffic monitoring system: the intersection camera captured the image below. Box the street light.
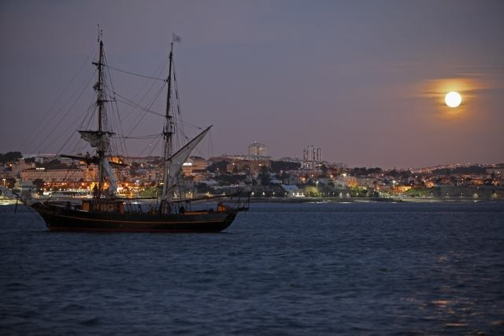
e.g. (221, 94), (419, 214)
(2, 178), (6, 187)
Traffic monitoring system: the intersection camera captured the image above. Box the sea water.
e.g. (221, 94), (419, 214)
(1, 202), (503, 335)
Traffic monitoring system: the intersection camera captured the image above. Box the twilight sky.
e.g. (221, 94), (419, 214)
(1, 0), (503, 168)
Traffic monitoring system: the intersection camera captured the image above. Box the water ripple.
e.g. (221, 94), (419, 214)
(0, 202), (503, 335)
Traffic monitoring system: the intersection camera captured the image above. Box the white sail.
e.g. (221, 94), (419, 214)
(162, 126), (211, 200)
(79, 131), (114, 151)
(102, 158), (117, 194)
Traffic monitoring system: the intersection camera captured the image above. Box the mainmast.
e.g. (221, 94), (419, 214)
(161, 37), (176, 201)
(93, 32), (105, 197)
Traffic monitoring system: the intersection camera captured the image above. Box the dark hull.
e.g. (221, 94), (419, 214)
(31, 203), (237, 233)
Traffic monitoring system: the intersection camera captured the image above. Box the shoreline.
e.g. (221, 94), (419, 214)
(248, 196), (503, 203)
(2, 196), (501, 207)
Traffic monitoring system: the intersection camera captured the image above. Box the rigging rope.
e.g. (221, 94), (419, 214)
(114, 92), (165, 117)
(114, 134), (162, 139)
(104, 52), (129, 157)
(20, 51), (97, 152)
(125, 84), (166, 136)
(105, 64), (166, 81)
(120, 71), (167, 134)
(52, 104), (95, 155)
(146, 136), (162, 157)
(32, 72), (96, 154)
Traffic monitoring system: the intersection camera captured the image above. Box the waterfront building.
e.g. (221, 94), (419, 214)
(182, 156), (208, 175)
(20, 167), (85, 183)
(11, 160), (35, 176)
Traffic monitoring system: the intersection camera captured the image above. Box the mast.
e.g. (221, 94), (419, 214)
(77, 29), (117, 199)
(93, 32), (105, 197)
(161, 38), (175, 201)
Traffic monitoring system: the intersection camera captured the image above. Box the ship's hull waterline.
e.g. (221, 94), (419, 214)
(32, 203), (237, 233)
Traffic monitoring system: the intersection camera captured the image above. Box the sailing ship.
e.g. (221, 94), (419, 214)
(30, 34), (249, 232)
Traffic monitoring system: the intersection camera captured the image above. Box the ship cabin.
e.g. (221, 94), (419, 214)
(82, 199), (125, 213)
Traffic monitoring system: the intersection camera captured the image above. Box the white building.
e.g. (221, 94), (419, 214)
(248, 142), (267, 158)
(302, 145), (322, 169)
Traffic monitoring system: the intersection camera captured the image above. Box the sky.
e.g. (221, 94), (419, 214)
(1, 0), (503, 168)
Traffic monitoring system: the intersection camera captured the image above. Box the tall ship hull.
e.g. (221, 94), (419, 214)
(32, 202), (237, 233)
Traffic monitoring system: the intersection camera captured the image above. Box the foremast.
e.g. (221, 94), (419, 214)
(78, 32), (116, 199)
(94, 37), (106, 197)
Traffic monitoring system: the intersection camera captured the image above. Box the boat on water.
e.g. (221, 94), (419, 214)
(30, 33), (249, 232)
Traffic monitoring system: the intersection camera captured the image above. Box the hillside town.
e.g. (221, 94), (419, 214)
(1, 142), (503, 202)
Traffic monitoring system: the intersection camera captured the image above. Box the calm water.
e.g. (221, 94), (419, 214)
(1, 202), (503, 335)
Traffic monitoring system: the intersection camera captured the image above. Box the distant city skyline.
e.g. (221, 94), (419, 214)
(1, 1), (503, 168)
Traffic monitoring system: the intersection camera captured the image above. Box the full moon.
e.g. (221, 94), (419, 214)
(445, 91), (462, 108)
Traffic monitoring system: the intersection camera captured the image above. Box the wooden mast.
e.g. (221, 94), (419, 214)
(93, 31), (105, 198)
(161, 38), (175, 202)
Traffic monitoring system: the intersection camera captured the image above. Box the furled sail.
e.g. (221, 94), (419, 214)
(79, 130), (117, 196)
(102, 158), (118, 194)
(162, 126), (211, 199)
(79, 130), (114, 151)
